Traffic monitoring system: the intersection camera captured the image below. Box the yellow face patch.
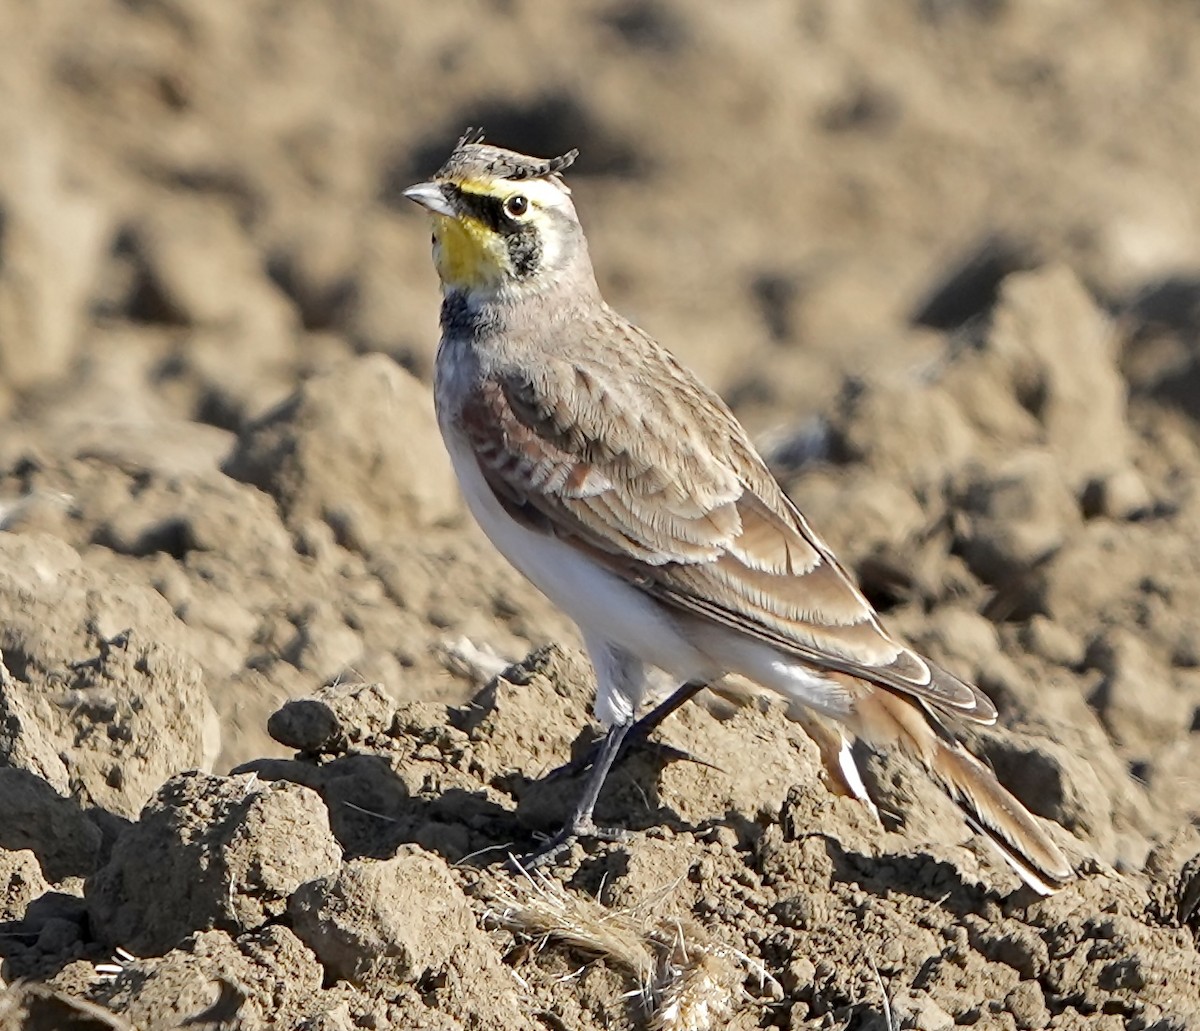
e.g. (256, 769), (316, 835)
(426, 175), (561, 291)
(431, 211), (510, 292)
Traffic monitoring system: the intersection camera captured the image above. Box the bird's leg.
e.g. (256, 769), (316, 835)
(625, 678), (711, 749)
(546, 679), (711, 782)
(514, 666), (716, 869)
(516, 718), (631, 869)
(516, 680), (713, 869)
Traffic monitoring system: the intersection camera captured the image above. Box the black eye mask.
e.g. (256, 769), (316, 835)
(440, 183), (544, 278)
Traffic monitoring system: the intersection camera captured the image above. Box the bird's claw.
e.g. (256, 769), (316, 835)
(510, 818), (631, 871)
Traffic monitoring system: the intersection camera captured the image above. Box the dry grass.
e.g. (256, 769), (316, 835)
(486, 861), (777, 1031)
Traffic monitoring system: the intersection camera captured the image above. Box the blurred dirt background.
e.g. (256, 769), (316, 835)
(2, 0), (1200, 1027)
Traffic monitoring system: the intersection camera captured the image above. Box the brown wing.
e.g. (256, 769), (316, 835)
(457, 342), (995, 724)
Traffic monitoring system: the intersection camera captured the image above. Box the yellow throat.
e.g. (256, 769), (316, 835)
(431, 209), (509, 292)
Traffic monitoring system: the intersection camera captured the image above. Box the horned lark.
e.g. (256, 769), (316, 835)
(405, 130), (1072, 892)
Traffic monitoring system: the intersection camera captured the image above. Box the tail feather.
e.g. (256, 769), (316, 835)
(847, 684), (1073, 895)
(930, 739), (1073, 896)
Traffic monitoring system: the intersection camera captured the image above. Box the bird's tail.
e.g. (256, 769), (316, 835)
(848, 685), (1073, 895)
(927, 735), (1072, 895)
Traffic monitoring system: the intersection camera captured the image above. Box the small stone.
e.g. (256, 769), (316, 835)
(358, 1006), (391, 1030)
(956, 450), (1080, 584)
(782, 957), (815, 999)
(1088, 629), (1192, 752)
(267, 699), (340, 753)
(289, 848), (475, 986)
(268, 682), (396, 753)
(889, 989), (955, 1030)
(774, 895), (817, 930)
(988, 266), (1129, 490)
(1020, 616), (1085, 667)
(975, 927), (1049, 980)
(1083, 467), (1152, 520)
(0, 847), (50, 921)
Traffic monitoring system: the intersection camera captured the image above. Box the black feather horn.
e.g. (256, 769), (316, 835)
(506, 148), (579, 180)
(455, 126), (487, 149)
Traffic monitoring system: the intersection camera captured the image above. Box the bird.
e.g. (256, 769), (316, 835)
(403, 129), (1073, 893)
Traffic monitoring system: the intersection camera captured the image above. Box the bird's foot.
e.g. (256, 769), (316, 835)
(510, 817), (631, 872)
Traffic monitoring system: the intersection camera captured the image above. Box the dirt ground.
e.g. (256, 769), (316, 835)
(2, 0), (1200, 1027)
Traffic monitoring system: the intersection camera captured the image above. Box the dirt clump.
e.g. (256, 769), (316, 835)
(3, 0), (1200, 1027)
(224, 354), (461, 545)
(86, 772), (343, 957)
(0, 655), (1192, 1027)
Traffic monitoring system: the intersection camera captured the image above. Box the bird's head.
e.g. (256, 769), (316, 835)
(404, 129), (592, 300)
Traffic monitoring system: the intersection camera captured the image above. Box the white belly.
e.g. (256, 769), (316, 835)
(441, 429), (714, 718)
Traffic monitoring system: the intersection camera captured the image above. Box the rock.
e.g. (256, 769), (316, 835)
(95, 926), (323, 1031)
(0, 847), (50, 921)
(1032, 529), (1126, 622)
(267, 702), (338, 755)
(289, 849), (475, 986)
(223, 355), (460, 542)
(87, 772), (342, 955)
(888, 989), (955, 1030)
(117, 197), (296, 341)
(955, 449), (1080, 584)
(973, 926), (1049, 980)
(0, 769), (103, 882)
(95, 466), (291, 562)
(0, 533), (220, 818)
(834, 381), (980, 488)
(987, 266), (1129, 491)
(1082, 467), (1154, 521)
(57, 632), (214, 821)
(268, 681), (397, 754)
(1005, 980), (1049, 1030)
(0, 124), (111, 391)
(1087, 629), (1193, 756)
(1019, 616), (1085, 668)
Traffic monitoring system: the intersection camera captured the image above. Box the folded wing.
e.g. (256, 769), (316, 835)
(457, 342), (995, 724)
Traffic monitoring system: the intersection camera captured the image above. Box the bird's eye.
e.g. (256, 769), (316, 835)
(505, 194), (529, 217)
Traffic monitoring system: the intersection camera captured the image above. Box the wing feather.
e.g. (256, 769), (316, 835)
(455, 343), (994, 722)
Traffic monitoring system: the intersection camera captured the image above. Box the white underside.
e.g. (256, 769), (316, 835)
(444, 429), (849, 726)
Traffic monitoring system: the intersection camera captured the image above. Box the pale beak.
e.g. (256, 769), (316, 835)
(403, 181), (456, 217)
